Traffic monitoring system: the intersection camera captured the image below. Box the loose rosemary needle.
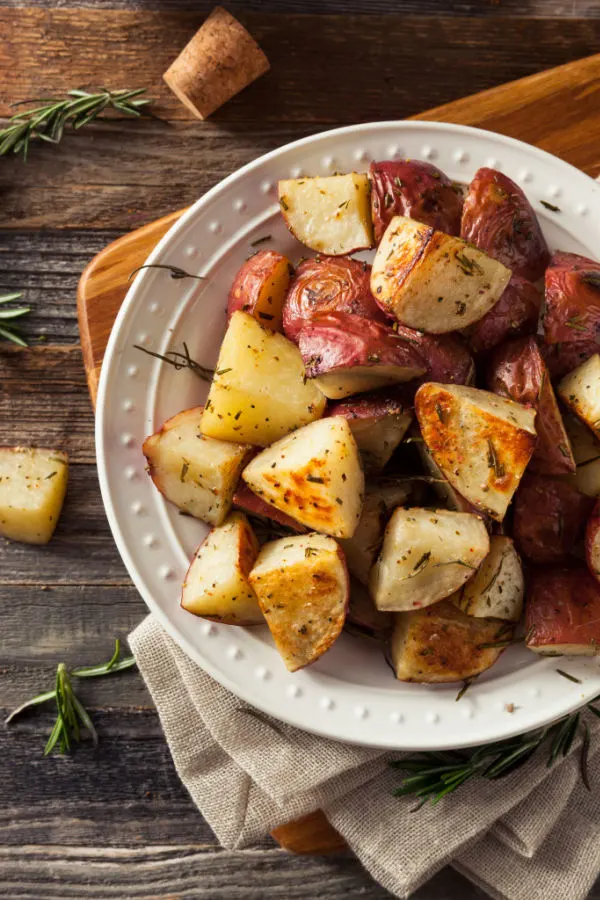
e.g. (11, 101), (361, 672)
(0, 292), (30, 346)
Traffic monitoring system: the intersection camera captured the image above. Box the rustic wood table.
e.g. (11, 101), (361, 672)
(2, 2), (600, 897)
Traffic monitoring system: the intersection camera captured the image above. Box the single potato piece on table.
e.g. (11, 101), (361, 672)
(370, 216), (511, 333)
(460, 167), (549, 281)
(467, 275), (541, 357)
(278, 173), (373, 256)
(298, 312), (426, 400)
(143, 406), (252, 526)
(200, 311), (326, 446)
(242, 416), (364, 539)
(232, 481), (306, 533)
(282, 256), (386, 343)
(415, 382), (537, 521)
(390, 600), (507, 683)
(488, 336), (575, 475)
(226, 249), (292, 331)
(347, 579), (392, 637)
(543, 251), (600, 346)
(513, 474), (593, 564)
(586, 500), (600, 584)
(558, 354), (600, 441)
(369, 507), (489, 612)
(370, 159), (462, 243)
(564, 413), (600, 498)
(328, 391), (412, 471)
(526, 566), (600, 655)
(453, 535), (524, 621)
(249, 533), (349, 671)
(0, 447), (68, 544)
(181, 512), (263, 624)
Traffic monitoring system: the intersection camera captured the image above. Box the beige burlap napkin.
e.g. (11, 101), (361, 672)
(130, 615), (600, 900)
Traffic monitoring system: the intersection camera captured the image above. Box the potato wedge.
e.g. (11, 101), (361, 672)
(143, 407), (252, 526)
(249, 533), (348, 671)
(558, 354), (600, 441)
(415, 435), (482, 516)
(242, 416), (364, 539)
(585, 500), (600, 584)
(513, 474), (593, 564)
(200, 311), (326, 446)
(278, 173), (373, 256)
(370, 216), (511, 333)
(226, 249), (292, 332)
(543, 251), (600, 345)
(232, 481), (306, 533)
(415, 382), (536, 521)
(369, 507), (489, 612)
(564, 413), (600, 498)
(328, 391), (412, 471)
(340, 478), (412, 585)
(454, 536), (523, 621)
(526, 566), (600, 656)
(468, 275), (541, 356)
(347, 579), (392, 637)
(0, 447), (68, 544)
(181, 512), (263, 624)
(390, 600), (506, 683)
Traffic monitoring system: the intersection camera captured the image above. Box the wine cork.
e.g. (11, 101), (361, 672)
(163, 7), (270, 119)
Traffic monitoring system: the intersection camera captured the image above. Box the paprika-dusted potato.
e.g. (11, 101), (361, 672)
(200, 312), (326, 446)
(298, 313), (426, 400)
(249, 533), (349, 671)
(232, 481), (306, 533)
(543, 251), (600, 345)
(468, 275), (541, 356)
(282, 256), (386, 343)
(541, 338), (600, 381)
(454, 535), (524, 621)
(461, 167), (550, 281)
(390, 601), (507, 683)
(585, 500), (600, 584)
(181, 512), (263, 625)
(415, 382), (537, 521)
(0, 447), (69, 545)
(328, 391), (412, 471)
(564, 413), (600, 498)
(369, 507), (489, 612)
(369, 159), (463, 244)
(513, 474), (593, 564)
(558, 354), (600, 441)
(371, 216), (511, 333)
(226, 249), (292, 332)
(526, 566), (600, 655)
(488, 336), (575, 475)
(278, 173), (373, 256)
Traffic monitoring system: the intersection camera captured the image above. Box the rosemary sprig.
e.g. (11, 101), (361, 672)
(391, 694), (600, 808)
(0, 291), (30, 346)
(134, 341), (214, 383)
(5, 639), (136, 755)
(128, 264), (205, 282)
(1, 89), (152, 161)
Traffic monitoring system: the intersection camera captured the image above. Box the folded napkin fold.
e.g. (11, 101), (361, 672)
(130, 615), (600, 900)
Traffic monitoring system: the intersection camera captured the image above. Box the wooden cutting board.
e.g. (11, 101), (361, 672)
(77, 53), (600, 854)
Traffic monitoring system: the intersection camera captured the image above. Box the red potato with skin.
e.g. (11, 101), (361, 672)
(328, 390), (412, 471)
(543, 251), (600, 345)
(586, 500), (600, 583)
(467, 275), (542, 356)
(347, 580), (392, 637)
(369, 159), (463, 244)
(488, 336), (575, 475)
(282, 256), (387, 343)
(232, 482), (306, 533)
(392, 325), (475, 388)
(461, 167), (550, 281)
(513, 474), (593, 564)
(226, 250), (292, 332)
(541, 338), (600, 381)
(526, 566), (600, 655)
(298, 313), (426, 400)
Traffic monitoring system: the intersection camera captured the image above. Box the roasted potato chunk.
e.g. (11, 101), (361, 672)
(526, 566), (600, 656)
(460, 167), (549, 281)
(541, 338), (600, 381)
(181, 512), (263, 624)
(328, 391), (412, 471)
(564, 413), (600, 498)
(242, 416), (364, 539)
(232, 481), (306, 533)
(393, 325), (475, 388)
(454, 535), (523, 621)
(468, 275), (541, 356)
(200, 312), (326, 446)
(558, 354), (600, 441)
(390, 601), (506, 683)
(347, 579), (392, 637)
(369, 159), (463, 243)
(488, 336), (575, 475)
(249, 533), (349, 671)
(415, 382), (536, 521)
(369, 507), (489, 612)
(513, 474), (593, 564)
(143, 407), (252, 526)
(415, 435), (482, 516)
(371, 216), (511, 333)
(278, 173), (373, 256)
(298, 312), (426, 400)
(0, 447), (68, 544)
(585, 500), (600, 584)
(543, 251), (600, 345)
(282, 256), (386, 343)
(226, 250), (292, 332)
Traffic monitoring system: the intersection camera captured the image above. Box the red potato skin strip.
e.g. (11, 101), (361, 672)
(370, 159), (463, 244)
(543, 251), (600, 346)
(526, 565), (600, 654)
(468, 275), (542, 356)
(513, 474), (593, 564)
(461, 167), (549, 281)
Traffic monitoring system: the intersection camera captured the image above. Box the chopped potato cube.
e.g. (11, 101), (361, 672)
(558, 354), (600, 441)
(453, 535), (523, 621)
(0, 447), (68, 544)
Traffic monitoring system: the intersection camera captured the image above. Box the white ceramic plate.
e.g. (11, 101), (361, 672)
(96, 121), (600, 750)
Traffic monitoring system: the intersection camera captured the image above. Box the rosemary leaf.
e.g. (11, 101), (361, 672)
(0, 291), (30, 346)
(128, 264), (205, 282)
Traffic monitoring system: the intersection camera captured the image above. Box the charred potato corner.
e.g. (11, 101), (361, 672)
(141, 156), (600, 685)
